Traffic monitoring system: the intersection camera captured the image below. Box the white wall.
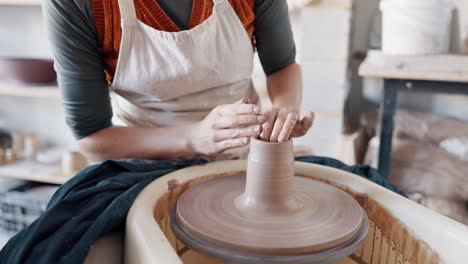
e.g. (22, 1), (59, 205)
(297, 3), (352, 159)
(0, 6), (74, 146)
(0, 6), (51, 59)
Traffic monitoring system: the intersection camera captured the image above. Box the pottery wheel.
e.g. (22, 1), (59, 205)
(175, 174), (364, 255)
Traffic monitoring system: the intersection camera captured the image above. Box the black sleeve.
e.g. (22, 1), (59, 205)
(254, 0), (297, 75)
(43, 0), (113, 139)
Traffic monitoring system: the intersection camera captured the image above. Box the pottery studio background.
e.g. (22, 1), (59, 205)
(0, 0), (467, 250)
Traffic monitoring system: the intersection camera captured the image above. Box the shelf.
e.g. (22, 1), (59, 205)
(0, 0), (41, 6)
(306, 1), (352, 9)
(0, 82), (60, 100)
(359, 50), (468, 83)
(0, 159), (71, 185)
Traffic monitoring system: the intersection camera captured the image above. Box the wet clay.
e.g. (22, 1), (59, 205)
(176, 138), (365, 255)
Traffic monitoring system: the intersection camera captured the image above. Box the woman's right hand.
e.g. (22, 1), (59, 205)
(189, 98), (265, 156)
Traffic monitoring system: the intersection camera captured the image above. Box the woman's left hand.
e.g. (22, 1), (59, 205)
(259, 108), (314, 142)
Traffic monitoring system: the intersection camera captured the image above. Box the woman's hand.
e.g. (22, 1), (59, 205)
(189, 98), (265, 156)
(260, 108), (314, 142)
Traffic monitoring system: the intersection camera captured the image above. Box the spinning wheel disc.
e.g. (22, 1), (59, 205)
(172, 139), (368, 263)
(175, 174), (364, 255)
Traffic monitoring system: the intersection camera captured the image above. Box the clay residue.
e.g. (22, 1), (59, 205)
(167, 179), (179, 191)
(354, 193), (369, 207)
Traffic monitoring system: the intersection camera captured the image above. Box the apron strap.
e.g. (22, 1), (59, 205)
(212, 0), (224, 4)
(117, 0), (137, 20)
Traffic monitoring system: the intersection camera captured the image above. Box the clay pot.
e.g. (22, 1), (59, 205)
(235, 138), (302, 215)
(23, 135), (41, 158)
(62, 151), (88, 175)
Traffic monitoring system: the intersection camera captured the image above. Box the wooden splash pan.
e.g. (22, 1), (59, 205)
(125, 160), (468, 264)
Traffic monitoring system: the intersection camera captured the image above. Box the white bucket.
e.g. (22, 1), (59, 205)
(380, 0), (454, 55)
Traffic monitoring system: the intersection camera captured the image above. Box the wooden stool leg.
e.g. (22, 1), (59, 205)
(378, 80), (398, 179)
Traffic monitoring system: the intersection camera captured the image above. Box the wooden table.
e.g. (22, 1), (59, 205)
(359, 50), (468, 179)
(0, 160), (71, 185)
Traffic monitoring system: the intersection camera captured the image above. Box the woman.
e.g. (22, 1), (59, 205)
(44, 0), (314, 163)
(0, 0), (311, 263)
(0, 2), (406, 263)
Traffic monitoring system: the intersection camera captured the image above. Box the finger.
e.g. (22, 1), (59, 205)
(260, 109), (279, 141)
(236, 97), (250, 104)
(216, 137), (250, 153)
(278, 112), (299, 142)
(291, 116), (311, 138)
(292, 111), (315, 137)
(214, 125), (261, 142)
(217, 104), (260, 115)
(215, 114), (265, 129)
(269, 109), (289, 142)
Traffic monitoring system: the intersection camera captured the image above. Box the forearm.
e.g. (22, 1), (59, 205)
(267, 63), (302, 111)
(260, 63), (312, 142)
(78, 125), (195, 163)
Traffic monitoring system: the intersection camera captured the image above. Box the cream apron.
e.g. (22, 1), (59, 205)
(111, 0), (258, 130)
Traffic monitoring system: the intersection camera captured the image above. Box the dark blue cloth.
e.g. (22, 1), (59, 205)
(0, 157), (405, 264)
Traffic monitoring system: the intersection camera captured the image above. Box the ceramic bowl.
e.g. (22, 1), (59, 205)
(0, 58), (56, 85)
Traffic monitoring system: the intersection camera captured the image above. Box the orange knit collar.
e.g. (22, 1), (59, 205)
(138, 0), (211, 30)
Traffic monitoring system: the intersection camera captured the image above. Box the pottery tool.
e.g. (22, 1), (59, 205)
(172, 138), (368, 263)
